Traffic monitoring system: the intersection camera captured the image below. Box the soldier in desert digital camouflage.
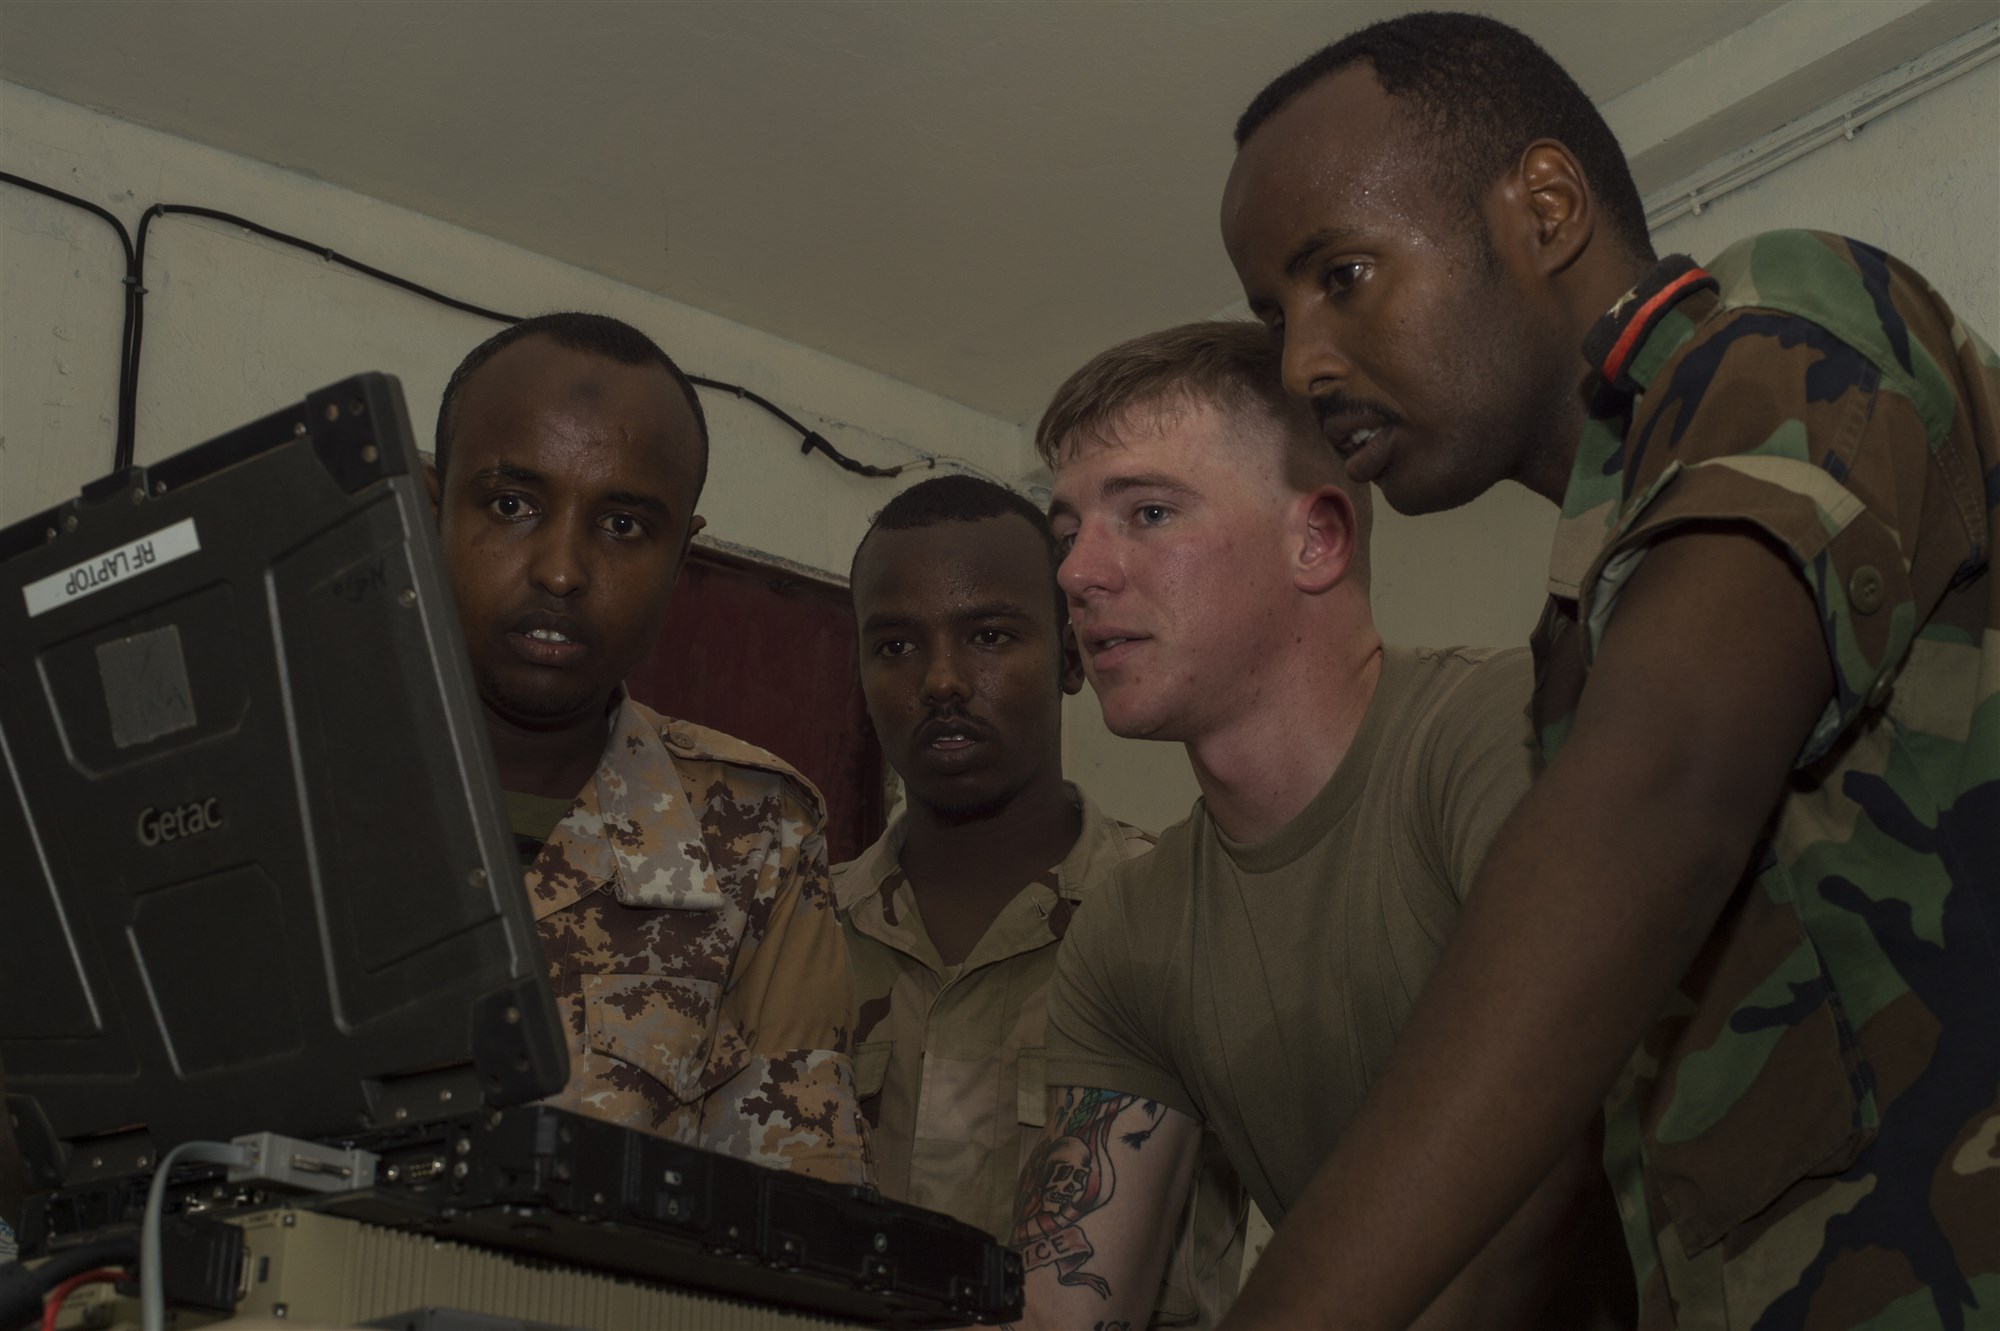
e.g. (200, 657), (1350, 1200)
(429, 312), (869, 1186)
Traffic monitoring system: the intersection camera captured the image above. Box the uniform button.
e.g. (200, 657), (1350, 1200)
(669, 728), (693, 748)
(1849, 565), (1885, 614)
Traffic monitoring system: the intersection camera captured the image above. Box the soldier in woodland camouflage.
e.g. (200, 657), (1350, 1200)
(1545, 230), (2000, 1331)
(1220, 13), (1997, 1331)
(431, 313), (868, 1186)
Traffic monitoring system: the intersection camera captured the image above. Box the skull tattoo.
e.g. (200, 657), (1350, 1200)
(1039, 1136), (1091, 1217)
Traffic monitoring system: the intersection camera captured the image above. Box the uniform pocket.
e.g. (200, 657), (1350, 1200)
(854, 1039), (892, 1100)
(1016, 1047), (1048, 1128)
(1642, 873), (1873, 1253)
(583, 972), (725, 1107)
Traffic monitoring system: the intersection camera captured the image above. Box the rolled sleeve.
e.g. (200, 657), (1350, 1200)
(1044, 884), (1196, 1122)
(700, 791), (873, 1185)
(1580, 306), (1949, 767)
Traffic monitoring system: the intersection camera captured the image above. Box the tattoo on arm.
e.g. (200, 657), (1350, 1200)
(1008, 1089), (1166, 1300)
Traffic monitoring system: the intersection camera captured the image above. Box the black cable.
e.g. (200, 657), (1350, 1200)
(0, 1234), (136, 1331)
(125, 200), (921, 479)
(0, 172), (142, 472)
(685, 375), (911, 478)
(125, 204), (527, 464)
(0, 172), (135, 268)
(7, 171), (921, 481)
(137, 204), (525, 325)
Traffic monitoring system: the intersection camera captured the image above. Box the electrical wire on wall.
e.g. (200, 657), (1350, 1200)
(3, 173), (1005, 486)
(1, 172), (143, 470)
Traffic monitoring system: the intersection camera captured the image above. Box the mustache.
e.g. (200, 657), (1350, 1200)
(920, 708), (993, 740)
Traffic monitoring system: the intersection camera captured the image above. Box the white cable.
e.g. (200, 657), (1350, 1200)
(140, 1140), (249, 1331)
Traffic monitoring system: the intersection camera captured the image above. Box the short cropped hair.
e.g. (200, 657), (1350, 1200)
(1035, 321), (1369, 589)
(434, 312), (711, 493)
(1236, 11), (1653, 264)
(851, 473), (1067, 629)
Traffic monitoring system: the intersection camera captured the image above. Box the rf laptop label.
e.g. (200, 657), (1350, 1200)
(22, 517), (202, 617)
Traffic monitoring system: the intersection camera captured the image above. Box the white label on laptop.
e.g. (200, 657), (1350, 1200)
(22, 517), (202, 618)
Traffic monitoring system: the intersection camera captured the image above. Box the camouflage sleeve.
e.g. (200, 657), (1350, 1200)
(694, 781), (873, 1187)
(1580, 233), (1991, 767)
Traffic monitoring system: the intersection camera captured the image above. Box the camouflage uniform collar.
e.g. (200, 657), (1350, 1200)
(526, 696), (723, 920)
(1545, 255), (1719, 602)
(832, 814), (904, 915)
(1582, 255), (1717, 396)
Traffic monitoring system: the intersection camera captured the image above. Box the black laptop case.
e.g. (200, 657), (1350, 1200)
(1, 377), (1020, 1327)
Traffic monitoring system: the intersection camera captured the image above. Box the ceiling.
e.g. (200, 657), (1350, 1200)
(0, 0), (1792, 422)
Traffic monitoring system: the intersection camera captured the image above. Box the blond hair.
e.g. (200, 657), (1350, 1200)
(1036, 321), (1369, 584)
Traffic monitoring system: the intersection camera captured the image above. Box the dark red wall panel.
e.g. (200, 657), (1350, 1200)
(624, 548), (883, 864)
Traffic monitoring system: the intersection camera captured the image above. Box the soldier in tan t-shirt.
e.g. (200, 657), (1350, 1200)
(836, 475), (1245, 1328)
(1013, 323), (1623, 1331)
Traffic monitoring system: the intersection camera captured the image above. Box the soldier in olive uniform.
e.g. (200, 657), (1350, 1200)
(1219, 13), (2000, 1330)
(430, 313), (869, 1186)
(836, 475), (1246, 1328)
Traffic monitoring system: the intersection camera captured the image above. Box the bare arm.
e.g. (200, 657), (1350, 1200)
(1004, 1086), (1203, 1331)
(1223, 528), (1833, 1330)
(1408, 1127), (1613, 1331)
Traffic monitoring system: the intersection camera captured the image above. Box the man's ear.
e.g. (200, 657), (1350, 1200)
(1499, 139), (1594, 279)
(664, 515), (708, 593)
(1060, 621), (1085, 696)
(680, 514), (707, 566)
(423, 458), (442, 519)
(1296, 485), (1359, 595)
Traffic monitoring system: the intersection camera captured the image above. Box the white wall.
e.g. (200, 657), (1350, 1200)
(1649, 58), (1999, 336)
(5, 44), (1994, 843)
(0, 81), (1024, 580)
(0, 75), (1555, 841)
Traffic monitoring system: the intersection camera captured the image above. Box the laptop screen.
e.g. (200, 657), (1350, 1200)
(0, 374), (565, 1190)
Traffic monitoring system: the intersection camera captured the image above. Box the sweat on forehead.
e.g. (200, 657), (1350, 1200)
(1231, 10), (1653, 263)
(433, 314), (712, 492)
(439, 336), (705, 499)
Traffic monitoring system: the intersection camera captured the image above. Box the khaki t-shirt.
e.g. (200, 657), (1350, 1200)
(1046, 645), (1536, 1224)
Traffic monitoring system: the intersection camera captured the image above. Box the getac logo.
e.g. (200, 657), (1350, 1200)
(137, 798), (223, 847)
